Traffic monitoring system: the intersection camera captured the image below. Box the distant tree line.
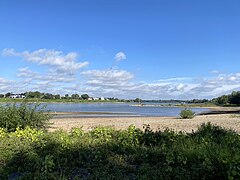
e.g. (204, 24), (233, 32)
(0, 91), (124, 101)
(143, 99), (186, 103)
(212, 91), (240, 105)
(26, 91), (92, 100)
(1, 91), (240, 105)
(143, 99), (210, 104)
(186, 99), (209, 104)
(0, 91), (92, 100)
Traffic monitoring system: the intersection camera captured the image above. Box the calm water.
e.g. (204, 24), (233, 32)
(40, 102), (209, 117)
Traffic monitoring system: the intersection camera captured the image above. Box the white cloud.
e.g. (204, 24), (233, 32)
(2, 48), (16, 56)
(17, 67), (76, 83)
(17, 67), (37, 78)
(114, 51), (126, 62)
(6, 70), (240, 99)
(79, 69), (240, 99)
(210, 70), (220, 74)
(157, 77), (192, 83)
(82, 69), (134, 86)
(3, 48), (89, 73)
(0, 77), (14, 93)
(2, 48), (90, 93)
(80, 68), (193, 99)
(0, 77), (9, 84)
(2, 48), (240, 99)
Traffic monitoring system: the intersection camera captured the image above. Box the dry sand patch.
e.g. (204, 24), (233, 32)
(49, 114), (240, 133)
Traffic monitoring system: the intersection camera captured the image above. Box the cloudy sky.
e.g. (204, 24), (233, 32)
(0, 0), (240, 99)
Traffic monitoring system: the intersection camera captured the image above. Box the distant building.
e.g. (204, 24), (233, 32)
(88, 97), (93, 101)
(9, 94), (25, 99)
(92, 97), (105, 101)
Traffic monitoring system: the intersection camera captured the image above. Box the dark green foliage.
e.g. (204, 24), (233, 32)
(54, 94), (60, 99)
(0, 123), (240, 179)
(71, 93), (80, 99)
(229, 91), (240, 105)
(134, 98), (142, 103)
(5, 92), (11, 98)
(187, 99), (209, 103)
(180, 109), (195, 119)
(42, 93), (54, 99)
(213, 91), (240, 106)
(0, 102), (51, 132)
(81, 94), (89, 100)
(25, 91), (42, 98)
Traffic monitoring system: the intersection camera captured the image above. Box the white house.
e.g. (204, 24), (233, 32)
(9, 94), (25, 99)
(93, 97), (105, 100)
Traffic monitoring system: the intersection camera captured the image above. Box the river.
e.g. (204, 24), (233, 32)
(40, 102), (209, 117)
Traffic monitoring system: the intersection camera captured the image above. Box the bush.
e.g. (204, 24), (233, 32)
(0, 102), (52, 132)
(180, 109), (195, 119)
(0, 124), (240, 179)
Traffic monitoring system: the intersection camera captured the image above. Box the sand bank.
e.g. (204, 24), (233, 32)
(49, 114), (240, 133)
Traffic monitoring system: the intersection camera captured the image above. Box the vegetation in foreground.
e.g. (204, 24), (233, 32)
(0, 102), (51, 132)
(0, 123), (240, 179)
(0, 103), (240, 179)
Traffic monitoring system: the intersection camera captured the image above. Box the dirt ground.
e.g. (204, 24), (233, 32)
(49, 114), (240, 133)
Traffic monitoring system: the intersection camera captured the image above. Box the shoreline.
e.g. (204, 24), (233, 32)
(48, 106), (240, 118)
(47, 107), (240, 133)
(199, 107), (240, 115)
(49, 114), (240, 133)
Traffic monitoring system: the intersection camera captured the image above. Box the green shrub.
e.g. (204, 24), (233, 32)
(0, 124), (240, 179)
(0, 102), (52, 132)
(180, 109), (195, 119)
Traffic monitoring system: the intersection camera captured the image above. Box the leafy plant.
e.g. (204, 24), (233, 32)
(71, 127), (84, 138)
(180, 109), (195, 119)
(0, 124), (240, 179)
(0, 102), (52, 132)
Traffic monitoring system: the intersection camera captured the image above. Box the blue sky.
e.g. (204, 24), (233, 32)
(0, 0), (240, 99)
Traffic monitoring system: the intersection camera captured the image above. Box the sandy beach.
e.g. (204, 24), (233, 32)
(49, 114), (240, 133)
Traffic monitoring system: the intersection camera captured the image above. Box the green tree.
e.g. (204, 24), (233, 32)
(5, 92), (11, 98)
(215, 95), (229, 105)
(71, 94), (80, 99)
(64, 94), (69, 99)
(229, 91), (240, 105)
(42, 93), (54, 99)
(54, 94), (61, 99)
(25, 91), (43, 98)
(0, 94), (4, 98)
(134, 98), (142, 103)
(81, 94), (89, 100)
(32, 91), (42, 98)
